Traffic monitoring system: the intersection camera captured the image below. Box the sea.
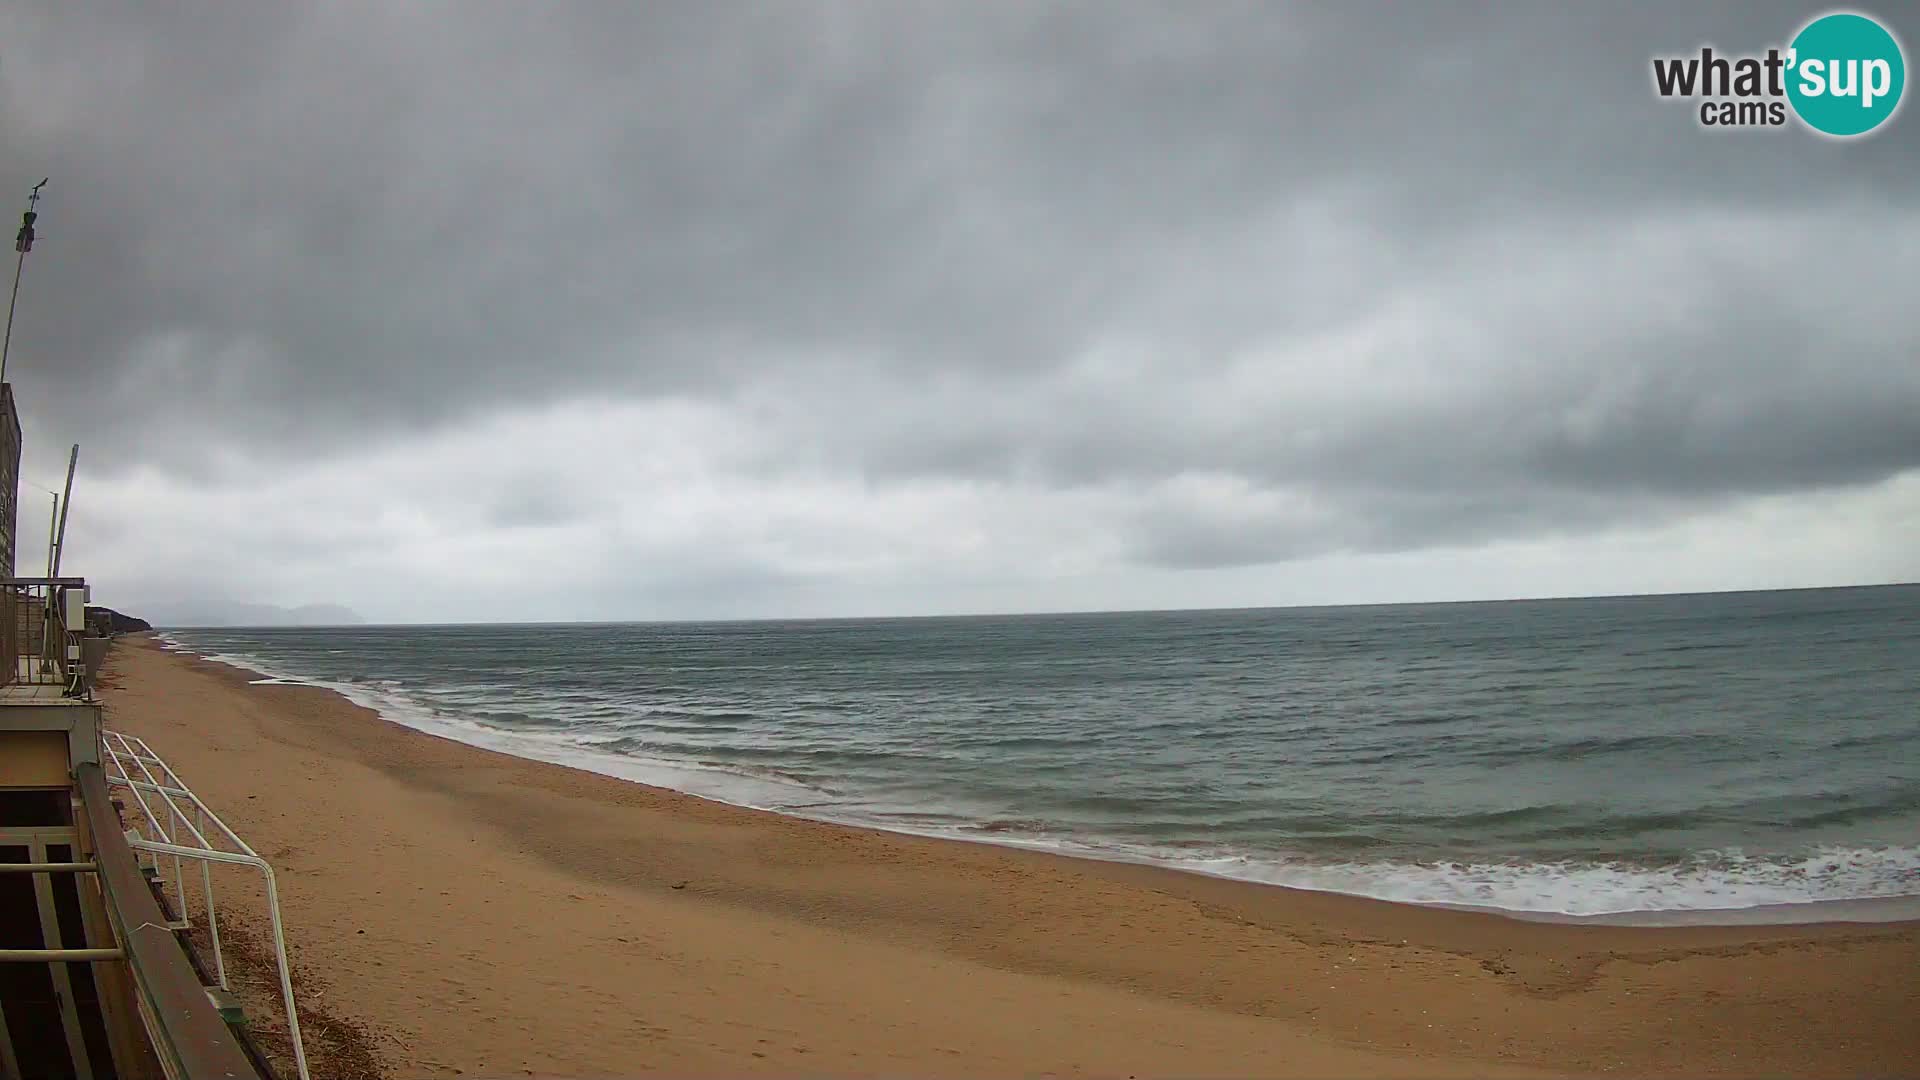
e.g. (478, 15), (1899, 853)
(155, 585), (1920, 925)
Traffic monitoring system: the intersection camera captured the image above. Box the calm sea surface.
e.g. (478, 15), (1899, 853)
(159, 586), (1920, 921)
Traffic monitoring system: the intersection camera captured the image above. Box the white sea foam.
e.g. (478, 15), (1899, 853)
(155, 636), (1920, 925)
(1159, 845), (1920, 921)
(788, 821), (1920, 922)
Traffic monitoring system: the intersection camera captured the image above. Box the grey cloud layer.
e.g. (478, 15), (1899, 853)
(0, 1), (1914, 605)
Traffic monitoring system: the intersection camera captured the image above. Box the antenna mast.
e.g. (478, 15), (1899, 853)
(1, 179), (48, 387)
(51, 444), (77, 577)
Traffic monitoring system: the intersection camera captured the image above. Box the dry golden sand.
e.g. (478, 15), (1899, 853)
(98, 636), (1919, 1078)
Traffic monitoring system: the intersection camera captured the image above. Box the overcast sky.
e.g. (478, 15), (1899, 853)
(1, 2), (1915, 624)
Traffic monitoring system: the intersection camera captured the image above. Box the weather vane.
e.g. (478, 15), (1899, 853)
(15, 178), (47, 253)
(3, 178), (50, 386)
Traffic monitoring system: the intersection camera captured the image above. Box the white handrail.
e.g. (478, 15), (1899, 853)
(102, 731), (310, 1080)
(0, 948), (124, 962)
(109, 735), (262, 857)
(104, 732), (204, 922)
(105, 774), (218, 968)
(100, 730), (232, 982)
(102, 732), (218, 986)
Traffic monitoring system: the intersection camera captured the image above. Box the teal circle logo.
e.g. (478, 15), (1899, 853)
(1787, 12), (1906, 136)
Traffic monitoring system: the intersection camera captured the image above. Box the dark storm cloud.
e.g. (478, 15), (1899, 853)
(1, 0), (1915, 602)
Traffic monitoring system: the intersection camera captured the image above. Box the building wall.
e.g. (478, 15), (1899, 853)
(0, 382), (18, 578)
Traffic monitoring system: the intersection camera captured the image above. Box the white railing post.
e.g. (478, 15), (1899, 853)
(198, 802), (226, 990)
(258, 861), (306, 1080)
(171, 802), (188, 922)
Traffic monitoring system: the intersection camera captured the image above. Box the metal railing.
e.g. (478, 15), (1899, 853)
(0, 840), (115, 1077)
(1, 575), (91, 695)
(101, 729), (311, 1080)
(76, 765), (262, 1080)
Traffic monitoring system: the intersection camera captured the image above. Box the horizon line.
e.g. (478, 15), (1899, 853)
(141, 579), (1918, 630)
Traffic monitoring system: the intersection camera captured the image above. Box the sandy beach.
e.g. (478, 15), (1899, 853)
(96, 635), (1920, 1079)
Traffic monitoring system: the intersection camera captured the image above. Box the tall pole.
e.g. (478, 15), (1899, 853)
(1, 179), (48, 388)
(40, 493), (55, 672)
(2, 252), (24, 387)
(51, 444), (77, 578)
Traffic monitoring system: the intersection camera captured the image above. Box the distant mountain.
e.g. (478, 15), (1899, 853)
(154, 602), (366, 628)
(85, 606), (152, 635)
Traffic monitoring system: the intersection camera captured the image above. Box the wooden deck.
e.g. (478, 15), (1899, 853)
(0, 680), (87, 704)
